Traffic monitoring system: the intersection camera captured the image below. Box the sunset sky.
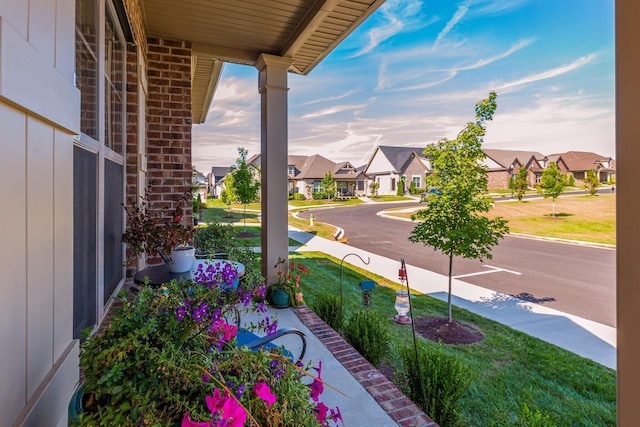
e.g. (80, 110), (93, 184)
(192, 0), (615, 173)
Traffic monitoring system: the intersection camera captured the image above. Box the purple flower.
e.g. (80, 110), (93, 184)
(235, 384), (246, 400)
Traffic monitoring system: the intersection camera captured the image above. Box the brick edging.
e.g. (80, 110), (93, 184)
(292, 306), (438, 427)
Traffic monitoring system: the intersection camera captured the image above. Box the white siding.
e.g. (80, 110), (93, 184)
(0, 1), (79, 425)
(365, 149), (395, 174)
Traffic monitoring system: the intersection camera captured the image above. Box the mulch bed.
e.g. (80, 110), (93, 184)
(236, 231), (258, 238)
(413, 316), (485, 345)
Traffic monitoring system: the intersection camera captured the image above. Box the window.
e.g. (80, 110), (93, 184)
(412, 176), (421, 188)
(73, 0), (128, 337)
(287, 165), (294, 176)
(105, 10), (125, 154)
(76, 0), (98, 139)
(313, 181), (322, 192)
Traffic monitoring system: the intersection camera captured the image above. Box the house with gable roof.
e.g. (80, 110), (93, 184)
(287, 154), (367, 198)
(363, 146), (431, 195)
(483, 149), (547, 189)
(547, 151), (615, 184)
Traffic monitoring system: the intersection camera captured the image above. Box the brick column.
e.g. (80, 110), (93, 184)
(139, 38), (193, 265)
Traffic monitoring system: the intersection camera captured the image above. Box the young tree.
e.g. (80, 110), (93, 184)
(409, 92), (509, 323)
(369, 181), (379, 197)
(512, 167), (529, 201)
(220, 173), (237, 215)
(397, 176), (406, 196)
(321, 171), (336, 199)
(537, 162), (567, 217)
(585, 169), (600, 196)
(230, 147), (261, 232)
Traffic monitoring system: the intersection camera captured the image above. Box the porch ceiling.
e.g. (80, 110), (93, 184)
(141, 0), (386, 123)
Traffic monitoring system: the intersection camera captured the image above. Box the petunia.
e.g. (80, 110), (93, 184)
(181, 412), (212, 427)
(315, 402), (329, 424)
(219, 397), (247, 427)
(309, 378), (324, 402)
(253, 382), (277, 408)
(206, 389), (225, 413)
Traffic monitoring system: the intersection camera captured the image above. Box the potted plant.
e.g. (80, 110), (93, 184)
(267, 257), (309, 308)
(122, 188), (195, 273)
(71, 268), (343, 426)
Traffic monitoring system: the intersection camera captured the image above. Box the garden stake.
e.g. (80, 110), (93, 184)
(340, 253), (370, 333)
(400, 257), (426, 410)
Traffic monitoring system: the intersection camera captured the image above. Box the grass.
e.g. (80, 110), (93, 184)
(296, 251), (616, 426)
(390, 193), (616, 245)
(369, 195), (416, 202)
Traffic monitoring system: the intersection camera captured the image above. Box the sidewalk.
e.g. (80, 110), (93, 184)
(288, 228), (617, 370)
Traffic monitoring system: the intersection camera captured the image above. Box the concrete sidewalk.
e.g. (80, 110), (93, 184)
(288, 228), (617, 370)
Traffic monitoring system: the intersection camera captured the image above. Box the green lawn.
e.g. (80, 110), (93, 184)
(296, 252), (616, 426)
(390, 193), (616, 245)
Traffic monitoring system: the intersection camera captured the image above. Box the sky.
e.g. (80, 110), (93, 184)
(192, 0), (615, 173)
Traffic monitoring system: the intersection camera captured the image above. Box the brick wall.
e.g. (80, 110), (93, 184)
(293, 306), (438, 427)
(487, 170), (510, 190)
(146, 37), (193, 220)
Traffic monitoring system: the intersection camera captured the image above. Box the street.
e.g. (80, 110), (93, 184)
(298, 201), (616, 327)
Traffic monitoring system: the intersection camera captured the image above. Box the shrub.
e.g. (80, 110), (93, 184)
(293, 192), (306, 200)
(310, 293), (342, 332)
(312, 191), (329, 200)
(343, 309), (390, 367)
(400, 341), (471, 427)
(489, 403), (557, 427)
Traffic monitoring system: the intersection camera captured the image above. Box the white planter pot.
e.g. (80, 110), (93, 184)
(169, 247), (196, 273)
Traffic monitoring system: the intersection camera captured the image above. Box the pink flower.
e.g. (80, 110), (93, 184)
(222, 323), (238, 341)
(296, 292), (304, 302)
(253, 382), (277, 408)
(309, 361), (324, 402)
(219, 398), (247, 427)
(181, 412), (212, 427)
(309, 378), (324, 402)
(315, 402), (329, 423)
(206, 389), (225, 413)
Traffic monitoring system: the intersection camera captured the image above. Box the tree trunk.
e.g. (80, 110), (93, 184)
(448, 253), (453, 323)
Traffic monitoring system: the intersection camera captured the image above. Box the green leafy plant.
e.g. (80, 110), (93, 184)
(121, 187), (193, 263)
(585, 169), (600, 196)
(310, 293), (342, 332)
(410, 92), (509, 322)
(267, 257), (309, 307)
(229, 147), (261, 232)
(512, 167), (529, 201)
(343, 309), (391, 368)
(400, 341), (471, 427)
(536, 162), (568, 217)
(76, 273), (342, 426)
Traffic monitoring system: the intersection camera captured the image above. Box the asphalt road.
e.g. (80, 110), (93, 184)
(298, 201), (617, 327)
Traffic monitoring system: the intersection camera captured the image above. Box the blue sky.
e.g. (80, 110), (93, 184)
(192, 0), (615, 172)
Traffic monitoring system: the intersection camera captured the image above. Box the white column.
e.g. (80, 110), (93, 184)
(255, 54), (293, 285)
(616, 0), (640, 424)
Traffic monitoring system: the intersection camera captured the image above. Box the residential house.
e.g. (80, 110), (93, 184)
(288, 154), (367, 198)
(0, 1), (385, 425)
(207, 166), (231, 198)
(363, 145), (431, 195)
(548, 151), (615, 185)
(483, 149), (547, 189)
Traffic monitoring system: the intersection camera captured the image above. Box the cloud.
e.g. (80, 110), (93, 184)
(299, 89), (361, 106)
(383, 39), (532, 92)
(352, 0), (426, 57)
(468, 0), (532, 16)
(434, 3), (469, 48)
(492, 53), (598, 91)
(301, 101), (373, 119)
